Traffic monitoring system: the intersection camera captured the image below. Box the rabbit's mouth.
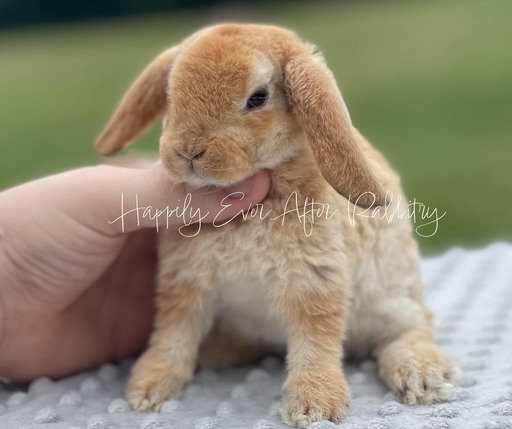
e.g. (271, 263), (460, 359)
(162, 142), (255, 189)
(184, 170), (230, 188)
(182, 166), (257, 189)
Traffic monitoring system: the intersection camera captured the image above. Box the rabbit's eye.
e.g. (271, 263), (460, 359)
(246, 88), (268, 110)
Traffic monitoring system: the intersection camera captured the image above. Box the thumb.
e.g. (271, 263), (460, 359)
(88, 163), (271, 234)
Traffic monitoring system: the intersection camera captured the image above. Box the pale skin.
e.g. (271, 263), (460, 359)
(0, 162), (271, 381)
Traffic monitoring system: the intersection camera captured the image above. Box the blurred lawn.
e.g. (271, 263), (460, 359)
(0, 0), (510, 254)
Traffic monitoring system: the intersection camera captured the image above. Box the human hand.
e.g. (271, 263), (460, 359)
(0, 162), (271, 381)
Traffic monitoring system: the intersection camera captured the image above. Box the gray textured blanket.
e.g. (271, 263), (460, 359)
(1, 243), (511, 429)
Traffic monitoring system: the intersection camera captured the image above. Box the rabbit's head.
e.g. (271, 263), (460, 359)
(96, 24), (385, 207)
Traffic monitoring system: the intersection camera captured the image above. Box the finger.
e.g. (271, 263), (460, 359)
(2, 164), (271, 235)
(80, 163), (272, 234)
(101, 152), (159, 169)
(180, 168), (272, 224)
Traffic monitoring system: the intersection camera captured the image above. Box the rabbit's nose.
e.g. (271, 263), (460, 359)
(174, 148), (206, 161)
(191, 149), (206, 160)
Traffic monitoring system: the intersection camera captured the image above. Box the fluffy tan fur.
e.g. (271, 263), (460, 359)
(96, 24), (460, 427)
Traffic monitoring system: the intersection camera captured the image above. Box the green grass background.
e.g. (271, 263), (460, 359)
(0, 0), (510, 254)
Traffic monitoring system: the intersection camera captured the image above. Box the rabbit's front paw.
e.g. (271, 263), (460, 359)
(387, 356), (461, 405)
(280, 370), (350, 428)
(127, 347), (190, 412)
(378, 331), (463, 405)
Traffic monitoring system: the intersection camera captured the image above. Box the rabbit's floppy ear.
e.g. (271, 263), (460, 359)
(95, 47), (180, 155)
(284, 51), (386, 208)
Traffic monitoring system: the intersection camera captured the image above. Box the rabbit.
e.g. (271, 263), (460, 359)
(95, 24), (461, 428)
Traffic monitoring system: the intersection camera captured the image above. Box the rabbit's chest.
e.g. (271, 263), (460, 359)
(216, 274), (287, 347)
(207, 197), (346, 344)
(209, 221), (293, 347)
